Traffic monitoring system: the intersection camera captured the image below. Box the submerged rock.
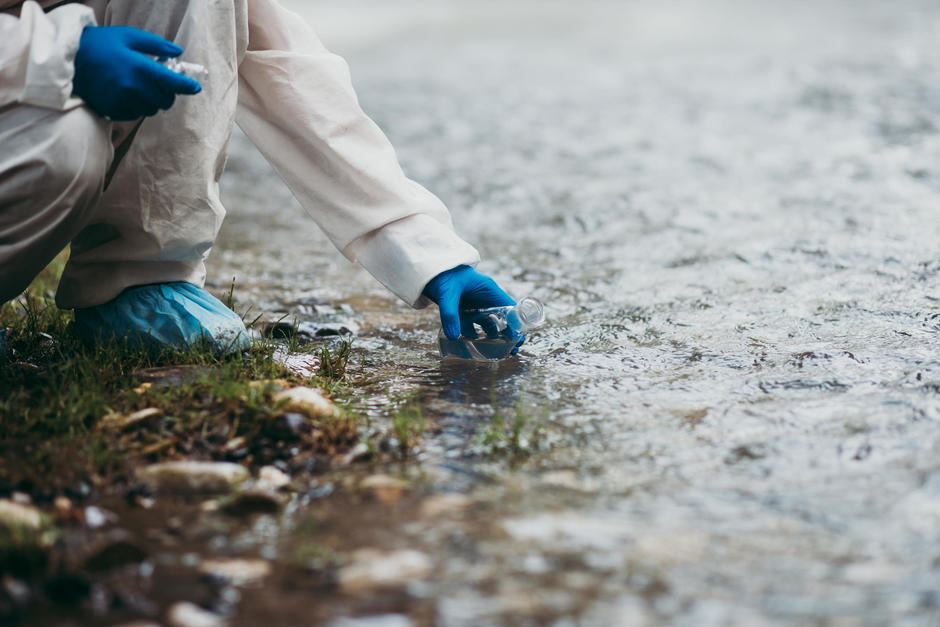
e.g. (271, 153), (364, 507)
(82, 530), (148, 572)
(137, 462), (250, 495)
(221, 489), (286, 516)
(359, 474), (409, 504)
(337, 549), (433, 593)
(166, 601), (227, 627)
(198, 558), (272, 587)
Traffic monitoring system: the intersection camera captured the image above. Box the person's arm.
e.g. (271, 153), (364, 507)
(236, 0), (482, 308)
(0, 1), (95, 110)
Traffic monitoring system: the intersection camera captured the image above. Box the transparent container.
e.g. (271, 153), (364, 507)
(158, 57), (209, 82)
(438, 297), (546, 362)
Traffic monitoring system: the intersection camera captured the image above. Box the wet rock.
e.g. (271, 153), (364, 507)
(359, 474), (409, 504)
(221, 489), (285, 516)
(166, 601), (227, 627)
(2, 575), (30, 606)
(98, 407), (163, 432)
(264, 412), (309, 441)
(338, 442), (370, 466)
(418, 493), (472, 519)
(83, 505), (117, 529)
(273, 387), (339, 418)
(82, 530), (148, 572)
(329, 616), (413, 627)
(337, 549), (433, 593)
(257, 466), (290, 491)
(0, 499), (42, 530)
(137, 462), (249, 495)
(198, 558), (272, 587)
(271, 348), (321, 379)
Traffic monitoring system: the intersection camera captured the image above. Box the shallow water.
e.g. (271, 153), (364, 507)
(207, 1), (940, 624)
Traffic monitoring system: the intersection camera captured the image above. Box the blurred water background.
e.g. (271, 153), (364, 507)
(210, 1), (940, 624)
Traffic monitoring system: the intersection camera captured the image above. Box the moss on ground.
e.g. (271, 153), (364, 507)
(0, 255), (358, 498)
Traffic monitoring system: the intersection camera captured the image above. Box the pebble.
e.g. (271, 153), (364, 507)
(221, 489), (285, 516)
(338, 442), (370, 466)
(329, 615), (413, 627)
(359, 474), (409, 504)
(0, 498), (42, 530)
(137, 461), (250, 495)
(82, 530), (148, 572)
(273, 387), (339, 418)
(418, 493), (472, 519)
(337, 549), (433, 593)
(84, 505), (117, 529)
(166, 601), (227, 627)
(198, 558), (272, 586)
(257, 465), (291, 490)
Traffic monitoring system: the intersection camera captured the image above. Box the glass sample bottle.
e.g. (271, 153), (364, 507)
(158, 57), (209, 82)
(438, 297), (546, 362)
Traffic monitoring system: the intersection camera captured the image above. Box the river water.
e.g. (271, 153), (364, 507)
(208, 1), (940, 624)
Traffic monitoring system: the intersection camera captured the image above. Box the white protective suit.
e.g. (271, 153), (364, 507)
(0, 0), (480, 309)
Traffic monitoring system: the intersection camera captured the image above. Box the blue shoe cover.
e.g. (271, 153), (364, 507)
(74, 282), (250, 354)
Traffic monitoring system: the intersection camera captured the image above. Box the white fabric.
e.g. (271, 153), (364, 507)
(0, 0), (480, 309)
(237, 0), (480, 307)
(0, 1), (94, 110)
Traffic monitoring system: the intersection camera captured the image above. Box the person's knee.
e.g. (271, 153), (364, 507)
(42, 107), (111, 204)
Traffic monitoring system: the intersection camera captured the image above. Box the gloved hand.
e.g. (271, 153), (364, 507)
(423, 265), (516, 340)
(73, 25), (202, 121)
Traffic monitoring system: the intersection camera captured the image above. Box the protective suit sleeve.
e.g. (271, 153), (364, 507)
(236, 0), (480, 307)
(0, 1), (96, 110)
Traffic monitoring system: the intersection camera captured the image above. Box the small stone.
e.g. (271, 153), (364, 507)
(166, 601), (227, 627)
(83, 505), (117, 529)
(418, 493), (472, 519)
(338, 442), (370, 466)
(198, 558), (272, 586)
(337, 549), (433, 593)
(264, 412), (309, 441)
(137, 461), (250, 495)
(329, 616), (413, 627)
(83, 531), (148, 572)
(221, 489), (285, 516)
(98, 407), (163, 431)
(2, 575), (30, 605)
(121, 407), (163, 430)
(257, 466), (290, 491)
(224, 436), (247, 451)
(0, 498), (42, 530)
(273, 387), (339, 418)
(359, 474), (409, 504)
(53, 496), (72, 514)
(10, 492), (31, 505)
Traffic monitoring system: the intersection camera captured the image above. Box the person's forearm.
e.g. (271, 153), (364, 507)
(235, 0), (477, 302)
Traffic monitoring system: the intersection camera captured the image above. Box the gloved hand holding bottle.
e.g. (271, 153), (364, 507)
(422, 264), (516, 340)
(72, 25), (203, 121)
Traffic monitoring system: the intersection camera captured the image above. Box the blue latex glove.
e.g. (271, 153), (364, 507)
(423, 265), (516, 340)
(72, 26), (202, 121)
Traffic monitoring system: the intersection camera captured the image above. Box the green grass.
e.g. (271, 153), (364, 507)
(468, 392), (552, 462)
(0, 260), (358, 496)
